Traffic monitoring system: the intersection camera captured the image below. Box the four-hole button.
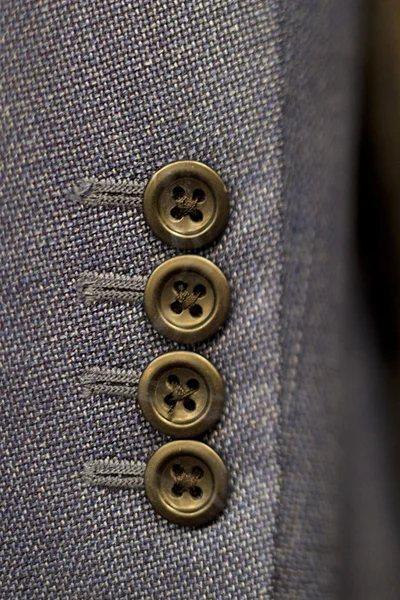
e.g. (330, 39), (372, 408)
(144, 255), (230, 343)
(138, 351), (225, 438)
(142, 163), (230, 525)
(143, 161), (229, 249)
(145, 440), (229, 526)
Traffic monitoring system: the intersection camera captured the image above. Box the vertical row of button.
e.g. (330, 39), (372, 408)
(141, 161), (230, 525)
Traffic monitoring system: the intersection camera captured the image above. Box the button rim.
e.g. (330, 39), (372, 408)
(145, 440), (229, 526)
(143, 160), (229, 249)
(138, 351), (225, 438)
(144, 255), (230, 344)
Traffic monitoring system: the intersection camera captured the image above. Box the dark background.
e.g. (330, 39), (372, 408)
(358, 0), (400, 471)
(356, 2), (400, 592)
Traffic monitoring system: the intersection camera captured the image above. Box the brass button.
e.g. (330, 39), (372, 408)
(143, 161), (229, 249)
(144, 256), (230, 343)
(145, 440), (229, 526)
(138, 351), (224, 438)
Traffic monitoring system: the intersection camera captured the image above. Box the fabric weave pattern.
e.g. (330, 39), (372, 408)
(1, 2), (284, 598)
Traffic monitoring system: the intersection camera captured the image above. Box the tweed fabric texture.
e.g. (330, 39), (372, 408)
(1, 2), (284, 599)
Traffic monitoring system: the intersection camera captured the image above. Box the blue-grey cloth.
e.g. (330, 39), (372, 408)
(1, 1), (361, 599)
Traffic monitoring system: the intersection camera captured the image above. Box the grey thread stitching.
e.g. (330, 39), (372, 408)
(76, 272), (146, 305)
(175, 192), (198, 216)
(69, 178), (145, 207)
(81, 367), (140, 398)
(172, 187), (203, 218)
(171, 465), (203, 497)
(164, 378), (195, 413)
(175, 288), (202, 310)
(83, 459), (145, 489)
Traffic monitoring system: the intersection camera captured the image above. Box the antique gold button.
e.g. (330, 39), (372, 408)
(143, 161), (229, 249)
(138, 351), (224, 438)
(144, 256), (230, 343)
(145, 440), (229, 526)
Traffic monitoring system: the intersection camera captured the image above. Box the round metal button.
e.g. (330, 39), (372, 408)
(144, 256), (230, 343)
(138, 352), (224, 438)
(145, 440), (229, 526)
(143, 161), (229, 249)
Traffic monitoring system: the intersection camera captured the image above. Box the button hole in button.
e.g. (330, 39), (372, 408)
(186, 378), (200, 391)
(172, 463), (184, 476)
(167, 374), (180, 387)
(192, 189), (206, 203)
(189, 209), (203, 222)
(164, 394), (176, 409)
(183, 398), (196, 412)
(172, 483), (184, 497)
(172, 186), (185, 199)
(191, 466), (204, 479)
(190, 486), (203, 499)
(174, 281), (188, 293)
(171, 301), (183, 314)
(189, 304), (203, 318)
(193, 284), (206, 298)
(170, 206), (183, 221)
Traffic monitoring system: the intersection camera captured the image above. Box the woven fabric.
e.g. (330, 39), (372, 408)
(275, 1), (362, 598)
(1, 2), (283, 598)
(1, 1), (360, 599)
